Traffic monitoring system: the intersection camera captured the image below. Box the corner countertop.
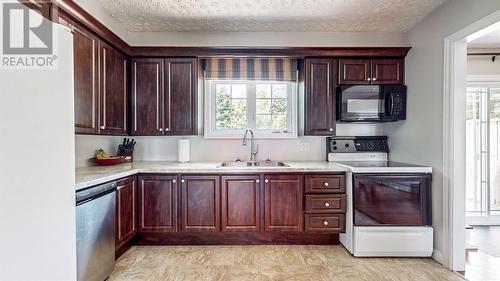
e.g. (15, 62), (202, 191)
(75, 161), (349, 191)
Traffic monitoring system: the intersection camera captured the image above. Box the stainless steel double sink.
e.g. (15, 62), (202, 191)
(219, 161), (289, 167)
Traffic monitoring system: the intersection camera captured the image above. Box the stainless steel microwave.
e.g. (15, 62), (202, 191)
(337, 85), (406, 122)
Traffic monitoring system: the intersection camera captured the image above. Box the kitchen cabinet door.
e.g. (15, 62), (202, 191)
(66, 15), (98, 135)
(131, 59), (164, 136)
(371, 59), (404, 84)
(138, 175), (178, 233)
(181, 175), (220, 232)
(164, 58), (198, 135)
(264, 174), (304, 232)
(304, 58), (337, 136)
(116, 176), (137, 248)
(99, 41), (128, 135)
(221, 175), (261, 232)
(339, 59), (371, 85)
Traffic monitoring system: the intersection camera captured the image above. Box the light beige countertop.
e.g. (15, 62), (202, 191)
(75, 161), (349, 191)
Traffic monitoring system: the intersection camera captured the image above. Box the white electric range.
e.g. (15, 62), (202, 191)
(328, 136), (433, 257)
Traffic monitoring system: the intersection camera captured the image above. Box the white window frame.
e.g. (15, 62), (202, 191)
(204, 79), (298, 139)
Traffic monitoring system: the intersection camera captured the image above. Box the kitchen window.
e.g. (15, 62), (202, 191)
(205, 80), (297, 139)
(203, 57), (298, 139)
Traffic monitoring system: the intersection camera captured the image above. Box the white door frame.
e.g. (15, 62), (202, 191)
(443, 9), (500, 271)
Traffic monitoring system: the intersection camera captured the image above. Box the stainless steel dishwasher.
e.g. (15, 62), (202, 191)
(76, 181), (117, 281)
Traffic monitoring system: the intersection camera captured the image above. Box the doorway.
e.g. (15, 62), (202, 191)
(443, 9), (500, 274)
(463, 37), (500, 280)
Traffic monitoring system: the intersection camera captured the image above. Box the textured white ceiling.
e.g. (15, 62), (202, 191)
(95, 0), (447, 32)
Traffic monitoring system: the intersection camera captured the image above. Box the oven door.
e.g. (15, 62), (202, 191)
(338, 85), (384, 122)
(353, 174), (432, 226)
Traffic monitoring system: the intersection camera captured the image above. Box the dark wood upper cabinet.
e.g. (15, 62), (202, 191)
(221, 175), (261, 232)
(67, 17), (98, 135)
(339, 58), (404, 85)
(304, 58), (338, 136)
(164, 58), (198, 135)
(99, 41), (128, 135)
(339, 59), (371, 85)
(116, 176), (137, 248)
(371, 59), (404, 84)
(131, 58), (197, 136)
(131, 59), (164, 136)
(264, 174), (304, 232)
(138, 175), (178, 233)
(181, 175), (220, 232)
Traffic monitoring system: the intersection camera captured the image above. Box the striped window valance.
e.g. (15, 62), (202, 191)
(203, 58), (298, 81)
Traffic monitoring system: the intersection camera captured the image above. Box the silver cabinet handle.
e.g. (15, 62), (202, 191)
(329, 128), (334, 132)
(323, 182), (329, 187)
(265, 179), (269, 183)
(165, 128), (170, 131)
(366, 78), (372, 81)
(181, 179), (185, 183)
(256, 179), (260, 183)
(372, 77), (377, 81)
(172, 179), (176, 183)
(324, 202), (330, 207)
(323, 220), (329, 226)
(159, 128), (164, 132)
(116, 186), (122, 191)
(100, 126), (105, 129)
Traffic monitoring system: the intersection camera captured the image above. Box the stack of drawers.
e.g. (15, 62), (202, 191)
(304, 174), (346, 233)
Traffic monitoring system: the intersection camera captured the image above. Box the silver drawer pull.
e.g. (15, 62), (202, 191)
(323, 182), (329, 187)
(181, 179), (185, 183)
(256, 179), (260, 183)
(324, 202), (330, 207)
(323, 220), (329, 226)
(172, 179), (176, 183)
(265, 179), (269, 183)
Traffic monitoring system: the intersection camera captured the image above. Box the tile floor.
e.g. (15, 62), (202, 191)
(109, 245), (465, 281)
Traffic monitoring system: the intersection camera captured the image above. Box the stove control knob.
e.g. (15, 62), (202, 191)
(333, 146), (337, 151)
(345, 144), (349, 148)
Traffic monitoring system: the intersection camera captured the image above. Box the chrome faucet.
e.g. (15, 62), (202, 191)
(242, 129), (259, 162)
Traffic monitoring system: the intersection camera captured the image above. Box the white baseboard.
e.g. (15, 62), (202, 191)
(432, 249), (446, 266)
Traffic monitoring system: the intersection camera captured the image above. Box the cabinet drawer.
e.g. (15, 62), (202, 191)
(305, 214), (345, 233)
(305, 194), (346, 214)
(305, 175), (345, 193)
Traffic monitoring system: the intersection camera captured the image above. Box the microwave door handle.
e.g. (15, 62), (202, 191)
(385, 92), (394, 116)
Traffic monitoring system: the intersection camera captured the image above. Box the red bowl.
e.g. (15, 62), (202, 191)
(93, 157), (124, 166)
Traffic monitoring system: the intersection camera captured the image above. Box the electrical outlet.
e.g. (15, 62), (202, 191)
(299, 142), (310, 152)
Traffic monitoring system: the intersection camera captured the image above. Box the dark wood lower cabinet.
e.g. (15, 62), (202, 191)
(138, 175), (178, 233)
(264, 174), (304, 232)
(221, 175), (261, 232)
(116, 177), (137, 248)
(113, 172), (345, 252)
(181, 175), (220, 232)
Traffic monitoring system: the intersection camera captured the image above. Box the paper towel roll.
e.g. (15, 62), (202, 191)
(178, 139), (190, 163)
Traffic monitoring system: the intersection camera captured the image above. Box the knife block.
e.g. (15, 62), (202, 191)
(117, 145), (134, 163)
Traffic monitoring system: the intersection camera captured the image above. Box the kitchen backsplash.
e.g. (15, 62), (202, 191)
(75, 124), (382, 167)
